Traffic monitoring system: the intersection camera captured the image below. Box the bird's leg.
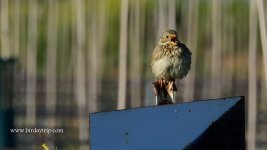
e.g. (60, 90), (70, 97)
(157, 78), (169, 101)
(158, 78), (164, 87)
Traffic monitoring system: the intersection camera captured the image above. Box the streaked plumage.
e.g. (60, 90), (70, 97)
(151, 29), (191, 88)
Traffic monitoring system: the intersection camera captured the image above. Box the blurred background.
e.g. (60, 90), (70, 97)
(0, 0), (267, 149)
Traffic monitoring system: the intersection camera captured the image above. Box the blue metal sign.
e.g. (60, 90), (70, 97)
(89, 96), (245, 150)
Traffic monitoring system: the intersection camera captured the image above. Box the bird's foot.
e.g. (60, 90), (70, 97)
(166, 80), (177, 91)
(167, 81), (173, 91)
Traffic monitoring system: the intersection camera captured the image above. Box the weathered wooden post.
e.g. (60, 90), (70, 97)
(152, 80), (175, 105)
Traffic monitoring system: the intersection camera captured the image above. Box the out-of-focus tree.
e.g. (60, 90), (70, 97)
(117, 0), (129, 110)
(129, 0), (142, 107)
(73, 0), (88, 149)
(248, 0), (258, 150)
(88, 1), (106, 112)
(26, 0), (38, 127)
(45, 0), (58, 148)
(257, 0), (267, 87)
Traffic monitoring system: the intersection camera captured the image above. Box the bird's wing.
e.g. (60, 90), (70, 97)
(178, 43), (192, 56)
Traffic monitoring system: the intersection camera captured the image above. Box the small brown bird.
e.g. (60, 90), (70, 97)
(151, 29), (191, 101)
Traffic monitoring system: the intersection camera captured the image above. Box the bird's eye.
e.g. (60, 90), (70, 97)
(166, 35), (169, 38)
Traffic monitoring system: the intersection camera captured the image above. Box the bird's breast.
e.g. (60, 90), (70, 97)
(151, 45), (191, 80)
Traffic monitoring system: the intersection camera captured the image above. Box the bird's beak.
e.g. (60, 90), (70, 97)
(171, 35), (177, 42)
(170, 35), (178, 45)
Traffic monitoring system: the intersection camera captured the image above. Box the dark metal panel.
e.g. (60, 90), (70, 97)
(89, 96), (244, 150)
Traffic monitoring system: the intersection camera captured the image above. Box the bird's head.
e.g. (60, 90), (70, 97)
(158, 29), (179, 46)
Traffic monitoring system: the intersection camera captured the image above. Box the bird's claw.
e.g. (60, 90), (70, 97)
(168, 81), (174, 91)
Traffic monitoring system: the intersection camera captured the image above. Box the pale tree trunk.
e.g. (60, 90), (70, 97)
(158, 0), (167, 38)
(26, 0), (38, 127)
(0, 0), (10, 58)
(74, 0), (88, 149)
(168, 0), (176, 30)
(210, 0), (222, 98)
(45, 0), (58, 147)
(183, 0), (199, 102)
(248, 0), (258, 149)
(46, 0), (58, 126)
(117, 0), (129, 110)
(256, 0), (267, 148)
(13, 0), (20, 57)
(88, 4), (98, 113)
(88, 1), (106, 113)
(257, 0), (267, 88)
(129, 0), (141, 108)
